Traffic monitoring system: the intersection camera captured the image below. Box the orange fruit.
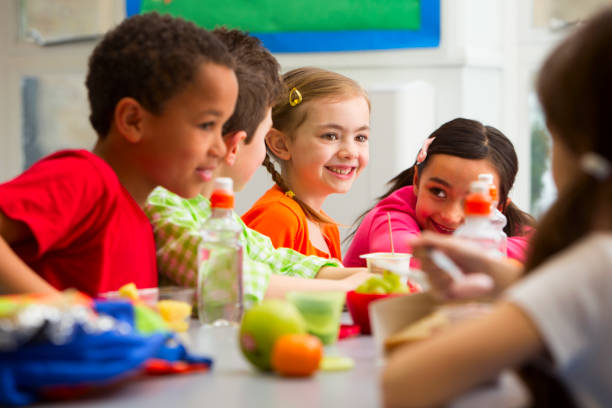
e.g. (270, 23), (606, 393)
(271, 334), (323, 377)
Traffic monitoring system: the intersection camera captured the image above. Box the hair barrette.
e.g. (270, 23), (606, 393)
(285, 190), (296, 198)
(289, 87), (302, 107)
(416, 137), (435, 165)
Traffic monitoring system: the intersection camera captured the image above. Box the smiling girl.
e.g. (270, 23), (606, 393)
(242, 67), (370, 260)
(344, 118), (534, 265)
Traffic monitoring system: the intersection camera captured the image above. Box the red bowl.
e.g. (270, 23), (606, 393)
(346, 290), (408, 335)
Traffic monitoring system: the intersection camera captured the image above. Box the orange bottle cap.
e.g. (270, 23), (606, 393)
(210, 190), (234, 209)
(464, 192), (491, 215)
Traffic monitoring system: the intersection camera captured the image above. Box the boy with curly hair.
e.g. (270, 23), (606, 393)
(0, 13), (238, 296)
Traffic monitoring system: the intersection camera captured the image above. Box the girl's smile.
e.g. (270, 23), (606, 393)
(414, 154), (500, 234)
(282, 96), (370, 207)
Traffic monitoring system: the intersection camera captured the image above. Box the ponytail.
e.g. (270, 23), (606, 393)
(503, 201), (536, 237)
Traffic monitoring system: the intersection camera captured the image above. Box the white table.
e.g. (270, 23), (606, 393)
(35, 318), (528, 408)
(35, 323), (382, 408)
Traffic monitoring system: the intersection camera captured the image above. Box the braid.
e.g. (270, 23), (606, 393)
(262, 153), (335, 225)
(262, 153), (287, 190)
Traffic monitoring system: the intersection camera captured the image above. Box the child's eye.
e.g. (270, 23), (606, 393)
(355, 134), (368, 143)
(428, 187), (447, 199)
(321, 133), (338, 141)
(199, 121), (215, 130)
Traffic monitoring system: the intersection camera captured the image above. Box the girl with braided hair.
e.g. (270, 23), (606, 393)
(242, 67), (370, 261)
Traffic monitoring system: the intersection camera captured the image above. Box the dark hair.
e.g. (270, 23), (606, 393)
(264, 67), (370, 224)
(86, 12), (235, 137)
(525, 7), (612, 271)
(213, 28), (283, 143)
(348, 118), (535, 242)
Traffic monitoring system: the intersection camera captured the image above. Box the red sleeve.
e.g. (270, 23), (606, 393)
(242, 202), (307, 251)
(0, 154), (110, 256)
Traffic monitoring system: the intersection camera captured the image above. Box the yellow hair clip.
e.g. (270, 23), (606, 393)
(285, 190), (295, 198)
(289, 87), (302, 107)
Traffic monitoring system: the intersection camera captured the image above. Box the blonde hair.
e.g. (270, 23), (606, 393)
(263, 67), (370, 224)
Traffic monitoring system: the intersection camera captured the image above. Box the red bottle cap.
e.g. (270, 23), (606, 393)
(464, 192), (491, 215)
(210, 191), (234, 209)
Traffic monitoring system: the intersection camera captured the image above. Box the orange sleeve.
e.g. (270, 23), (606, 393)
(242, 201), (308, 253)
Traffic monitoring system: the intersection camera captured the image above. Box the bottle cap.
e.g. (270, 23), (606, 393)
(478, 173), (498, 202)
(465, 181), (491, 215)
(210, 177), (234, 209)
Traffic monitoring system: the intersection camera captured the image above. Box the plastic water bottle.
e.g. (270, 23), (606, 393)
(478, 173), (508, 256)
(198, 177), (244, 326)
(453, 180), (504, 258)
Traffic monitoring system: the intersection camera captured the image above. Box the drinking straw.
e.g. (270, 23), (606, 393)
(387, 212), (395, 253)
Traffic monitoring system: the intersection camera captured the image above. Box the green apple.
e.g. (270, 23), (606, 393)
(239, 299), (306, 370)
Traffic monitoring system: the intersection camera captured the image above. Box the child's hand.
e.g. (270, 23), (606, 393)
(409, 232), (522, 299)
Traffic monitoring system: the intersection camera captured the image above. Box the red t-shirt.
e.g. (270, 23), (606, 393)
(0, 150), (157, 296)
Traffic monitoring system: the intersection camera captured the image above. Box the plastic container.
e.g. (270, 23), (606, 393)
(286, 291), (345, 345)
(98, 287), (158, 306)
(359, 252), (412, 275)
(158, 286), (195, 304)
(198, 178), (244, 326)
(346, 290), (409, 335)
(478, 173), (508, 256)
(453, 181), (504, 258)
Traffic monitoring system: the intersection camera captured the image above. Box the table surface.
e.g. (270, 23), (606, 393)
(34, 316), (528, 408)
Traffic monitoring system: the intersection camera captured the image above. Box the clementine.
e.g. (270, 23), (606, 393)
(271, 334), (323, 377)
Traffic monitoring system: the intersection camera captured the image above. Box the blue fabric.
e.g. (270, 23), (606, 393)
(0, 301), (211, 406)
(125, 0), (440, 52)
(94, 299), (135, 326)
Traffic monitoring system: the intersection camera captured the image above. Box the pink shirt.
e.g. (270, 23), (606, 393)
(344, 186), (530, 267)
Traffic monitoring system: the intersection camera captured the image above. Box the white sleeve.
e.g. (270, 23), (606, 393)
(506, 233), (612, 368)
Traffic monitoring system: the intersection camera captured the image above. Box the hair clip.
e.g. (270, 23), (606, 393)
(285, 190), (296, 198)
(580, 152), (611, 181)
(416, 137), (435, 164)
(289, 87), (303, 107)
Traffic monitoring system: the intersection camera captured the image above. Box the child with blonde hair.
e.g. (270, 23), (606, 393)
(243, 67), (370, 261)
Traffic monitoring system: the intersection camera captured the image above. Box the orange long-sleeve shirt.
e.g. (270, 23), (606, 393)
(242, 185), (342, 261)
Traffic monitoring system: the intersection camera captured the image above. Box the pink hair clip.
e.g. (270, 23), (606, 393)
(416, 137), (435, 164)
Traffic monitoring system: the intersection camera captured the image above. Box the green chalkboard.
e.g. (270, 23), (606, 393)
(141, 0), (421, 33)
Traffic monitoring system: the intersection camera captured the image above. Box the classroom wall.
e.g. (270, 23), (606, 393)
(0, 0), (564, 254)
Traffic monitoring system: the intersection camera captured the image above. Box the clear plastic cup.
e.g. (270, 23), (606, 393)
(158, 286), (195, 304)
(359, 252), (412, 275)
(286, 291), (345, 345)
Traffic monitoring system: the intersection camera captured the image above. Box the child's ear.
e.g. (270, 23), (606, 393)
(412, 165), (419, 195)
(223, 130), (247, 166)
(114, 97), (144, 143)
(265, 128), (291, 161)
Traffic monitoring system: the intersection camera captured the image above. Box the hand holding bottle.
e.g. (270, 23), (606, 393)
(410, 232), (523, 299)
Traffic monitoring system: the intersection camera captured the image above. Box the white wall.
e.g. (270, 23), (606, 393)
(0, 0), (566, 254)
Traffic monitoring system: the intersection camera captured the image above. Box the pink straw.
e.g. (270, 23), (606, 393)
(387, 212), (395, 254)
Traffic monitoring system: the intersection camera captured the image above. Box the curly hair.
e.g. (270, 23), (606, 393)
(213, 27), (283, 143)
(86, 12), (235, 137)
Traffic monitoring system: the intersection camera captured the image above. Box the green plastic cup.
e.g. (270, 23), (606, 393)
(286, 291), (345, 345)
